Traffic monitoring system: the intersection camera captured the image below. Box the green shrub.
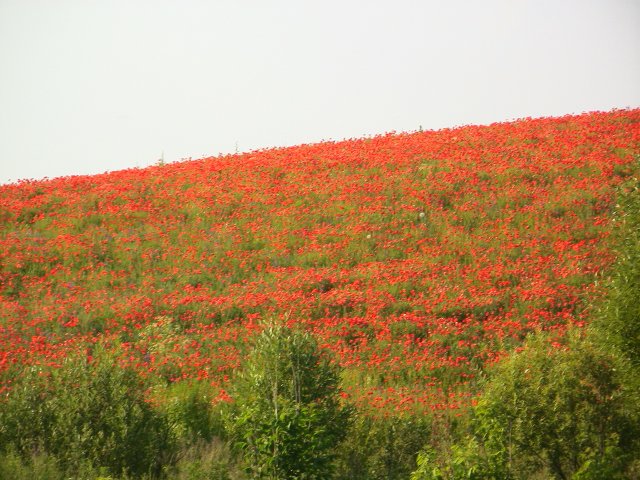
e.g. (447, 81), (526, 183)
(594, 164), (640, 368)
(0, 344), (173, 478)
(160, 380), (226, 446)
(0, 449), (65, 480)
(411, 438), (493, 480)
(473, 333), (639, 479)
(224, 324), (352, 479)
(336, 412), (431, 480)
(414, 333), (639, 480)
(166, 439), (245, 480)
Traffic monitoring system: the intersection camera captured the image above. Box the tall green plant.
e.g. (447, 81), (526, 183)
(224, 324), (352, 479)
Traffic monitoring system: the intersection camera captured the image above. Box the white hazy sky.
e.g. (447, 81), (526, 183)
(1, 0), (639, 184)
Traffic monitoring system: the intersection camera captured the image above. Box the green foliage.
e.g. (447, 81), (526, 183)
(0, 449), (66, 480)
(158, 381), (246, 479)
(412, 334), (639, 479)
(594, 162), (640, 367)
(161, 380), (225, 446)
(0, 345), (173, 478)
(224, 324), (352, 479)
(473, 334), (638, 479)
(411, 439), (494, 480)
(165, 440), (245, 480)
(336, 412), (431, 480)
(0, 448), (139, 480)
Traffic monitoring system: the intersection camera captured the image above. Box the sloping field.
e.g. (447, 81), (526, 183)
(1, 109), (639, 411)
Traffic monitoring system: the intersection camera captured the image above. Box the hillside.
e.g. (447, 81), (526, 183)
(1, 109), (639, 416)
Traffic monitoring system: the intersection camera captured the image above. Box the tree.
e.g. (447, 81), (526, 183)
(476, 333), (639, 479)
(412, 334), (639, 479)
(224, 324), (352, 479)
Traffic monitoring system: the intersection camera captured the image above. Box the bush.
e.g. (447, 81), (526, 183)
(594, 163), (640, 368)
(0, 449), (65, 480)
(411, 437), (491, 480)
(224, 324), (352, 479)
(160, 380), (226, 446)
(0, 344), (173, 478)
(336, 411), (431, 480)
(412, 333), (640, 479)
(166, 439), (245, 480)
(473, 333), (639, 479)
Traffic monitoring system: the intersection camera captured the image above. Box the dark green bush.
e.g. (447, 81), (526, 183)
(224, 324), (352, 479)
(161, 380), (225, 446)
(0, 344), (173, 478)
(336, 412), (431, 480)
(594, 163), (640, 368)
(165, 439), (245, 480)
(412, 334), (640, 480)
(474, 334), (638, 479)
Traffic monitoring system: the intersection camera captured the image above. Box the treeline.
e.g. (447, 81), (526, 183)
(1, 167), (639, 479)
(0, 325), (431, 480)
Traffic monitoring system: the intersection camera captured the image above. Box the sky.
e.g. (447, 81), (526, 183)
(1, 0), (638, 185)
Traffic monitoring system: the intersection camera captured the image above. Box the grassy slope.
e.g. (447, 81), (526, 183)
(1, 109), (639, 412)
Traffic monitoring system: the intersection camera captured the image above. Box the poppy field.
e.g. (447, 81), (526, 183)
(1, 108), (639, 416)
